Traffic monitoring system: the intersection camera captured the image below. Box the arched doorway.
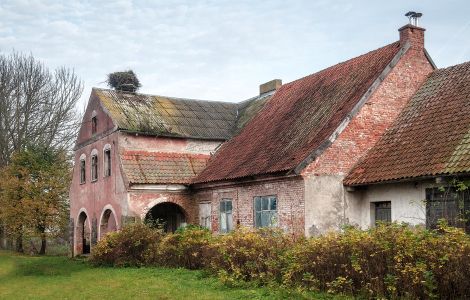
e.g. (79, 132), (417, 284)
(145, 202), (186, 233)
(77, 211), (91, 255)
(100, 209), (117, 239)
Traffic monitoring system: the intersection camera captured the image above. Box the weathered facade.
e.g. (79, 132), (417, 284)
(70, 20), (470, 256)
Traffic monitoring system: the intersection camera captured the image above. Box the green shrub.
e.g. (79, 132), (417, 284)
(153, 225), (214, 269)
(282, 223), (470, 299)
(209, 227), (293, 284)
(90, 222), (470, 299)
(90, 223), (163, 267)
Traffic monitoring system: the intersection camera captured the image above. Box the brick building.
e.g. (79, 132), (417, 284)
(70, 20), (469, 256)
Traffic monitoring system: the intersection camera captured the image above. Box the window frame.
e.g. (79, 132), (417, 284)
(91, 116), (97, 135)
(91, 154), (98, 182)
(425, 187), (470, 232)
(79, 158), (86, 184)
(374, 201), (391, 225)
(219, 198), (233, 233)
(253, 195), (278, 228)
(103, 148), (111, 177)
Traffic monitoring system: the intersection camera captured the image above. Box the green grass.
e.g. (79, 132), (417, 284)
(0, 251), (348, 300)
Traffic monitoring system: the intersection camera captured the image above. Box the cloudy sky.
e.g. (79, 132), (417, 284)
(1, 0), (469, 107)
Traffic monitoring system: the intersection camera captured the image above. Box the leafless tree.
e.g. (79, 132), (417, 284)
(0, 51), (83, 167)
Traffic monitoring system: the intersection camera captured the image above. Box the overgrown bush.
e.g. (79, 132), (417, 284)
(91, 222), (470, 299)
(282, 223), (470, 299)
(152, 225), (214, 269)
(208, 227), (293, 285)
(90, 223), (163, 267)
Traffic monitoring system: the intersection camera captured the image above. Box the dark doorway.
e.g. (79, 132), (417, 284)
(145, 202), (186, 233)
(77, 212), (91, 254)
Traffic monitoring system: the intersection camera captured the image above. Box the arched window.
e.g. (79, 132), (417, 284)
(103, 144), (111, 177)
(91, 111), (97, 135)
(79, 154), (86, 184)
(91, 149), (98, 182)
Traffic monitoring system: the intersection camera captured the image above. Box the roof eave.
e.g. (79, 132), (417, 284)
(344, 171), (470, 187)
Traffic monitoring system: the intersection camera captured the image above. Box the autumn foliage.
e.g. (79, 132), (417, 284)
(0, 146), (71, 254)
(91, 223), (470, 299)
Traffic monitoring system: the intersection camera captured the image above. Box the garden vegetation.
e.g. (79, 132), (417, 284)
(91, 222), (470, 299)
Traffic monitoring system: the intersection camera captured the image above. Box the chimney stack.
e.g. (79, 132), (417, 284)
(399, 11), (425, 50)
(259, 79), (282, 95)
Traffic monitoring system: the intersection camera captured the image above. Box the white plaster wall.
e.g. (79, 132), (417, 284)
(356, 182), (429, 228)
(304, 175), (347, 236)
(305, 175), (433, 236)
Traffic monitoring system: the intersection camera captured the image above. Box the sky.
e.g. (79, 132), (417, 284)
(1, 0), (469, 108)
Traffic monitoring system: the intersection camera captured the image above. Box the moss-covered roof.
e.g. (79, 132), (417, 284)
(94, 88), (271, 140)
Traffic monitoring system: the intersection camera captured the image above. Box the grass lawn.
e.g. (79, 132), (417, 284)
(0, 251), (348, 299)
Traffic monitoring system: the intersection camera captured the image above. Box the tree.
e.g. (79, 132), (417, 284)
(0, 146), (71, 254)
(107, 70), (141, 92)
(0, 51), (83, 168)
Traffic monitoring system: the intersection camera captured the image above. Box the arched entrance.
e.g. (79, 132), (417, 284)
(77, 211), (91, 254)
(145, 202), (186, 233)
(100, 209), (117, 239)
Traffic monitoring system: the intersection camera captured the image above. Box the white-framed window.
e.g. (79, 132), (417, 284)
(220, 199), (233, 233)
(254, 195), (278, 228)
(103, 145), (111, 177)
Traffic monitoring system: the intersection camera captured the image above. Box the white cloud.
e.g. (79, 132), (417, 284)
(0, 0), (469, 108)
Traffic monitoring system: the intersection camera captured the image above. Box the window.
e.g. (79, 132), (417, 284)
(254, 195), (277, 228)
(91, 116), (97, 134)
(199, 203), (212, 230)
(91, 155), (98, 181)
(104, 149), (111, 177)
(374, 201), (391, 224)
(220, 199), (233, 233)
(426, 187), (470, 232)
(80, 159), (86, 184)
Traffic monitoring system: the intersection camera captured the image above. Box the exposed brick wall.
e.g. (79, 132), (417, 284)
(194, 176), (305, 237)
(303, 28), (434, 176)
(128, 191), (197, 224)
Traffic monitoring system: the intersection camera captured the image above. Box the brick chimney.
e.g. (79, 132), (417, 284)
(259, 79), (282, 95)
(399, 12), (425, 50)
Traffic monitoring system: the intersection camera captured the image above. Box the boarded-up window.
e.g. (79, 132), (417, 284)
(199, 203), (211, 230)
(80, 159), (86, 184)
(91, 155), (98, 181)
(375, 201), (391, 224)
(426, 188), (470, 232)
(220, 199), (233, 233)
(254, 195), (277, 228)
(104, 149), (111, 177)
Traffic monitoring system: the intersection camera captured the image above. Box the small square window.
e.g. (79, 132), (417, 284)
(374, 201), (391, 225)
(254, 195), (278, 228)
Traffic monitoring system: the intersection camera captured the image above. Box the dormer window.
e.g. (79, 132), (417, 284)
(91, 154), (98, 181)
(91, 116), (97, 134)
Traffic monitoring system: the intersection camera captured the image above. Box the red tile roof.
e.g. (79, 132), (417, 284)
(120, 150), (210, 184)
(344, 61), (470, 185)
(194, 41), (403, 183)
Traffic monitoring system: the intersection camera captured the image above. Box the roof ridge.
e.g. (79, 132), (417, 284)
(93, 87), (238, 105)
(283, 41), (401, 88)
